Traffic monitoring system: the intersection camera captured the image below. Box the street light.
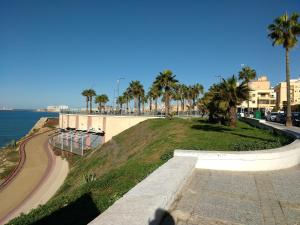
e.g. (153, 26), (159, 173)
(115, 77), (125, 112)
(117, 77), (125, 98)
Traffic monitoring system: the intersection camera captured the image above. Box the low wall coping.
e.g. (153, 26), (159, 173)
(88, 156), (197, 225)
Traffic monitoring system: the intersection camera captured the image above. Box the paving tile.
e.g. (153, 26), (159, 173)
(165, 166), (300, 225)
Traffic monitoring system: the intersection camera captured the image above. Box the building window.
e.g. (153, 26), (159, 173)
(252, 101), (255, 104)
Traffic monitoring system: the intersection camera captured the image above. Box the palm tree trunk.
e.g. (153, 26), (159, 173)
(134, 97), (137, 115)
(181, 99), (184, 111)
(142, 101), (145, 114)
(86, 97), (89, 113)
(90, 96), (93, 114)
(286, 48), (292, 126)
(176, 100), (179, 114)
(126, 99), (129, 114)
(247, 99), (250, 117)
(155, 98), (158, 114)
(165, 93), (170, 118)
(138, 96), (141, 115)
(229, 106), (237, 127)
(149, 98), (152, 111)
(100, 103), (102, 114)
(193, 98), (196, 111)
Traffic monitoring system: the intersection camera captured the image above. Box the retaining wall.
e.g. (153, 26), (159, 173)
(59, 114), (159, 143)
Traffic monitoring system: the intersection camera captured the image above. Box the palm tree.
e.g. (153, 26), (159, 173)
(238, 66), (257, 117)
(81, 89), (90, 113)
(141, 93), (147, 114)
(148, 85), (161, 114)
(127, 80), (144, 115)
(86, 89), (96, 113)
(122, 90), (132, 113)
(219, 76), (250, 127)
(268, 12), (300, 126)
(116, 95), (126, 113)
(178, 84), (188, 112)
(172, 84), (182, 114)
(153, 70), (178, 118)
(190, 83), (204, 111)
(95, 94), (109, 113)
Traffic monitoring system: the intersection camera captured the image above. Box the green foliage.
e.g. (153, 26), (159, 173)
(238, 66), (257, 82)
(127, 80), (144, 114)
(232, 139), (280, 151)
(153, 70), (179, 118)
(84, 173), (97, 183)
(160, 151), (173, 162)
(200, 75), (250, 127)
(268, 12), (300, 50)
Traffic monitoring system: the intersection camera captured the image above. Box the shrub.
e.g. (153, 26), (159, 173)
(84, 173), (97, 183)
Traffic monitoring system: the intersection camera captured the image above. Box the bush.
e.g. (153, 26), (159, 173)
(160, 151), (173, 161)
(232, 140), (281, 151)
(84, 173), (97, 183)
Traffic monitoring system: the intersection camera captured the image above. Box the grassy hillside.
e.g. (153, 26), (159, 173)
(8, 118), (292, 225)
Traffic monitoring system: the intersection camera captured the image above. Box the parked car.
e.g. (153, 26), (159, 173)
(266, 112), (278, 122)
(276, 113), (286, 124)
(292, 112), (300, 126)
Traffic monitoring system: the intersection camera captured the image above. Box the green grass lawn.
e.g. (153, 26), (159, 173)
(7, 118), (293, 225)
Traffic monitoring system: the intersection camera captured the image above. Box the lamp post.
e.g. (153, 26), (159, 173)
(116, 77), (125, 113)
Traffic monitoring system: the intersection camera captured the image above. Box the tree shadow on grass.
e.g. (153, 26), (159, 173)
(191, 124), (232, 132)
(230, 132), (275, 142)
(32, 193), (100, 225)
(241, 127), (255, 130)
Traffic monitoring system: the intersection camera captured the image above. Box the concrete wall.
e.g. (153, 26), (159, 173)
(59, 114), (158, 143)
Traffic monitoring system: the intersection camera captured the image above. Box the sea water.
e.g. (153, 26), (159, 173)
(0, 110), (59, 148)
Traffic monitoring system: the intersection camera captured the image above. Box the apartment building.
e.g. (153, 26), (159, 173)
(274, 78), (300, 109)
(240, 76), (276, 113)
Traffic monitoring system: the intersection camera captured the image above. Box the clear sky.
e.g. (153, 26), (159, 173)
(0, 0), (300, 109)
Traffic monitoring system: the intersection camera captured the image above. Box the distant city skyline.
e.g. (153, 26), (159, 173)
(0, 0), (300, 109)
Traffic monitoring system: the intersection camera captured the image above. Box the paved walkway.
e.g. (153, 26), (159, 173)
(0, 128), (69, 224)
(163, 166), (300, 225)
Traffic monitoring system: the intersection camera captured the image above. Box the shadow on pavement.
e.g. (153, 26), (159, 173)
(149, 208), (175, 225)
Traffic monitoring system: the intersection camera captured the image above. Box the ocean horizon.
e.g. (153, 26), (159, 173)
(0, 110), (59, 148)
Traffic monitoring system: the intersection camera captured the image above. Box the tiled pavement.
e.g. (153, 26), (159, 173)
(162, 166), (300, 225)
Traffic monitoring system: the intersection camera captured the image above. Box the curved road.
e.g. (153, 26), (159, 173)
(0, 128), (68, 224)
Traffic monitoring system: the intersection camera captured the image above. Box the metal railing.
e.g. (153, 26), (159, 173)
(49, 131), (104, 156)
(60, 109), (204, 118)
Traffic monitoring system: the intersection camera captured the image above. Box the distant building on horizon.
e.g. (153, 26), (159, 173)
(47, 105), (69, 112)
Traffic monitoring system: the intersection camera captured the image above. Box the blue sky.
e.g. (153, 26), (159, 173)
(0, 0), (300, 109)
